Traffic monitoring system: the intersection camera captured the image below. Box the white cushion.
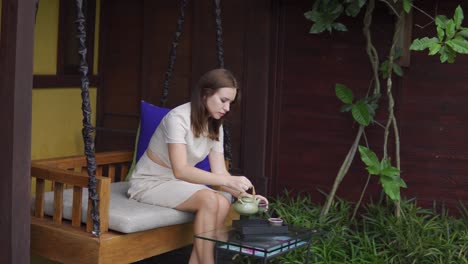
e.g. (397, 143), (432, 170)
(38, 182), (194, 233)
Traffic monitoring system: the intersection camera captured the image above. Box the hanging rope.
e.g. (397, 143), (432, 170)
(160, 0), (188, 107)
(213, 0), (225, 68)
(75, 0), (100, 236)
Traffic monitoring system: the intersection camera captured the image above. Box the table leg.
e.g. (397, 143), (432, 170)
(263, 257), (268, 264)
(214, 242), (219, 264)
(306, 240), (311, 264)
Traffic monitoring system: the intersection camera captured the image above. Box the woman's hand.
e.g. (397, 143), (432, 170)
(223, 175), (253, 194)
(253, 194), (269, 206)
(238, 192), (269, 210)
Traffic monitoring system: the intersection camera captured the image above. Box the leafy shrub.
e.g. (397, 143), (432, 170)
(234, 194), (467, 264)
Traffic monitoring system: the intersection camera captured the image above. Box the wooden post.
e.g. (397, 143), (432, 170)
(0, 0), (35, 263)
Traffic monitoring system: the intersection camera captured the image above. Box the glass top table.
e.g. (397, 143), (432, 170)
(194, 226), (320, 264)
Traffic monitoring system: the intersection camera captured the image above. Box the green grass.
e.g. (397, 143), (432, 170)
(233, 193), (467, 264)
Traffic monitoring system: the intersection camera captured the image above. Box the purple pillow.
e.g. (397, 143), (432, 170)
(136, 101), (211, 171)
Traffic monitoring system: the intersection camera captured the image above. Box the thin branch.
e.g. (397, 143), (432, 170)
(378, 0), (400, 17)
(373, 120), (386, 129)
(415, 20), (435, 29)
(412, 4), (435, 21)
(362, 129), (369, 147)
(352, 174), (371, 220)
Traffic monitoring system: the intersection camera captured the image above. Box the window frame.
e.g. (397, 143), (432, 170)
(33, 0), (98, 88)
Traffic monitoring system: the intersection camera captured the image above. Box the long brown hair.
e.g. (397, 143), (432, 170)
(191, 69), (240, 140)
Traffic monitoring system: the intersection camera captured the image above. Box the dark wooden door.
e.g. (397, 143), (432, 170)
(96, 0), (194, 151)
(96, 0), (144, 151)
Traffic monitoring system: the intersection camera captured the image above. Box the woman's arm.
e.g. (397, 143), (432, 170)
(208, 150), (268, 206)
(168, 143), (251, 193)
(208, 150), (245, 198)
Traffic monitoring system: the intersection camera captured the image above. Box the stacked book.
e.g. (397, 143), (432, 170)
(232, 219), (289, 240)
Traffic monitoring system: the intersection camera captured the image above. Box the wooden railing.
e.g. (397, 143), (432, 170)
(31, 151), (133, 233)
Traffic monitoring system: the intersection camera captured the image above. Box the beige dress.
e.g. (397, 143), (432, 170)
(127, 103), (226, 208)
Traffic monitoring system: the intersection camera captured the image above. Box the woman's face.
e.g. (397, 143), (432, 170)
(204, 87), (237, 119)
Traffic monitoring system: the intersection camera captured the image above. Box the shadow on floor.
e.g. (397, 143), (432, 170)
(133, 245), (236, 264)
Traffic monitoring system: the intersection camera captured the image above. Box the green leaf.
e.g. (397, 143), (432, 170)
(380, 160), (400, 178)
(437, 26), (445, 41)
(340, 104), (353, 112)
(454, 5), (464, 30)
(403, 0), (411, 13)
(379, 60), (389, 79)
(331, 3), (345, 16)
(447, 46), (457, 63)
(446, 38), (468, 54)
(358, 146), (380, 172)
(345, 0), (366, 17)
(366, 102), (378, 117)
(458, 29), (468, 38)
(428, 43), (442, 55)
(398, 177), (407, 188)
(439, 46), (449, 63)
(446, 19), (456, 39)
(409, 37), (439, 51)
(304, 10), (319, 22)
(435, 15), (449, 29)
(352, 100), (371, 126)
(332, 22), (348, 31)
(335, 84), (354, 104)
(380, 176), (402, 201)
(309, 23), (327, 34)
(364, 94), (379, 116)
(367, 165), (381, 175)
(392, 64), (403, 76)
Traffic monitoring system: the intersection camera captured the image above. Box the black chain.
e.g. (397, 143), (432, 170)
(213, 0), (232, 169)
(35, 0), (40, 24)
(75, 0), (100, 236)
(223, 124), (233, 170)
(160, 0), (188, 107)
(213, 0), (225, 68)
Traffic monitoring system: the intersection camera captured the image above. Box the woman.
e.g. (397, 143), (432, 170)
(128, 68), (268, 264)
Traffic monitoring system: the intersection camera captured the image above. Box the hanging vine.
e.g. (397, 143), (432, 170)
(305, 0), (467, 222)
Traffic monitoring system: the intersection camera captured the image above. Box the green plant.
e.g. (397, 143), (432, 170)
(264, 193), (468, 264)
(410, 5), (468, 63)
(335, 83), (379, 127)
(358, 146), (406, 201)
(305, 0), (467, 222)
(311, 0), (407, 221)
(304, 0), (366, 33)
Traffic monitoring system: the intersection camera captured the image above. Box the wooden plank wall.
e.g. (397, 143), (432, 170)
(96, 0), (467, 208)
(398, 0), (468, 209)
(268, 0), (394, 202)
(268, 0), (468, 210)
(96, 0), (272, 193)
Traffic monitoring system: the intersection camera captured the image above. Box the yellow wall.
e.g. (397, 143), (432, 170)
(31, 89), (97, 159)
(32, 0), (100, 161)
(31, 1), (100, 263)
(33, 0), (58, 74)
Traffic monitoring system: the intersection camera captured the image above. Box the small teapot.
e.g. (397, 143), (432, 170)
(233, 186), (262, 215)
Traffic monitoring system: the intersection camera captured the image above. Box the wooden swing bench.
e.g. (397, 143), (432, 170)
(30, 150), (238, 264)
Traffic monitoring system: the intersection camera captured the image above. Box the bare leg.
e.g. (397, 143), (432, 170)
(215, 193), (231, 228)
(176, 189), (220, 264)
(188, 246), (199, 264)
